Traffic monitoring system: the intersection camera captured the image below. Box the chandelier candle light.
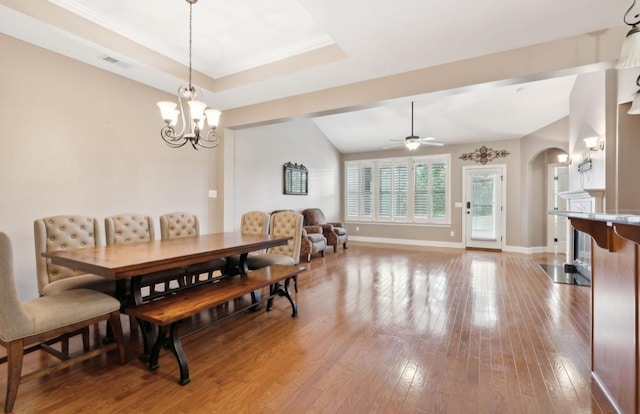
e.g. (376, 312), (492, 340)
(157, 0), (221, 149)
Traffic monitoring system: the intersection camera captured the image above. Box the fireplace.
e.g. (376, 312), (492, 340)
(569, 228), (592, 284)
(557, 188), (604, 285)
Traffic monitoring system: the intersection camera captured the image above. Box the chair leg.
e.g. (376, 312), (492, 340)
(129, 316), (139, 333)
(108, 312), (126, 365)
(61, 334), (70, 355)
(333, 244), (337, 253)
(307, 254), (311, 263)
(82, 326), (90, 352)
(6, 339), (24, 413)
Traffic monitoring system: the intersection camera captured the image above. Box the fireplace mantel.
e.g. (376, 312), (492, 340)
(558, 188), (605, 212)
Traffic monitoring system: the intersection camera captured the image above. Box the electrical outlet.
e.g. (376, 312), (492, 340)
(450, 231), (454, 237)
(356, 226), (359, 232)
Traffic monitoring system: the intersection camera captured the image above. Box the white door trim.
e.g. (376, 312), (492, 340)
(462, 164), (506, 250)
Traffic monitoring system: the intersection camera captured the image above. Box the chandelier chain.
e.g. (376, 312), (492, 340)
(188, 2), (193, 89)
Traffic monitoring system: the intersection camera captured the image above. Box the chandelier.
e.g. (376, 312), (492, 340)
(157, 0), (221, 149)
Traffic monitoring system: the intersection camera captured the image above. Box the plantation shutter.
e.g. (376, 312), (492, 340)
(346, 164), (359, 218)
(360, 166), (373, 217)
(393, 163), (408, 219)
(414, 163), (429, 219)
(378, 164), (392, 219)
(431, 161), (447, 219)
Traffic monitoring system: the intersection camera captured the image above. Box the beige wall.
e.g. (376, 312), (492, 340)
(342, 140), (526, 248)
(338, 117), (569, 251)
(223, 119), (341, 231)
(617, 103), (640, 210)
(0, 34), (217, 299)
(521, 117), (569, 249)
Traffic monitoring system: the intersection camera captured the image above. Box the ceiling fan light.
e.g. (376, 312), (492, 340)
(405, 137), (420, 151)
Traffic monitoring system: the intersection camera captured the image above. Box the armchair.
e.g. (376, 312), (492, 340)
(300, 225), (327, 262)
(302, 208), (348, 252)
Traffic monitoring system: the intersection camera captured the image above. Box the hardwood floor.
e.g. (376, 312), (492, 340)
(1, 243), (617, 413)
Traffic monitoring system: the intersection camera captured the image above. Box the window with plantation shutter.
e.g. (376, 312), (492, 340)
(345, 154), (450, 224)
(414, 163), (429, 219)
(393, 163), (408, 220)
(378, 164), (392, 219)
(360, 166), (373, 217)
(431, 162), (447, 220)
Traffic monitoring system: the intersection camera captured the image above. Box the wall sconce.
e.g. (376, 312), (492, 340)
(583, 136), (604, 151)
(557, 153), (571, 164)
(616, 0), (640, 69)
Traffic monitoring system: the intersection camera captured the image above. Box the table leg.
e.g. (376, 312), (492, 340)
(130, 276), (154, 361)
(149, 323), (191, 385)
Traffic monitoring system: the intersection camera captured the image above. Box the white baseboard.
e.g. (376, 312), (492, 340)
(503, 245), (548, 254)
(349, 235), (463, 249)
(350, 236), (547, 255)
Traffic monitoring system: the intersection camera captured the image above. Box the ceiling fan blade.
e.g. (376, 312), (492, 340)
(419, 137), (436, 142)
(382, 143), (403, 149)
(421, 141), (444, 146)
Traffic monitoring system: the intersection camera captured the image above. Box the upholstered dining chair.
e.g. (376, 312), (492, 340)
(0, 232), (125, 413)
(246, 211), (303, 290)
(34, 215), (114, 297)
(159, 212), (226, 284)
(240, 210), (270, 237)
(105, 213), (184, 298)
(226, 211), (271, 273)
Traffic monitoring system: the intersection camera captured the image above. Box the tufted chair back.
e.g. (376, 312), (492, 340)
(34, 215), (102, 295)
(159, 212), (200, 240)
(268, 211), (303, 263)
(240, 211), (270, 236)
(105, 214), (155, 245)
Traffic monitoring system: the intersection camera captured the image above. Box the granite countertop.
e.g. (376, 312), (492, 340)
(549, 210), (640, 225)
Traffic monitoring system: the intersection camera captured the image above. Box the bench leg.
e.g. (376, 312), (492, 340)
(268, 279), (298, 317)
(167, 322), (191, 385)
(250, 291), (261, 312)
(139, 319), (155, 362)
(148, 326), (165, 371)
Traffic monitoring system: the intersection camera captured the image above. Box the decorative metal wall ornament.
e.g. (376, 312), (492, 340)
(459, 146), (510, 164)
(283, 162), (308, 195)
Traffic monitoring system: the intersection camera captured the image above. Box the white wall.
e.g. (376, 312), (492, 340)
(0, 34), (215, 299)
(224, 118), (341, 231)
(569, 71), (607, 191)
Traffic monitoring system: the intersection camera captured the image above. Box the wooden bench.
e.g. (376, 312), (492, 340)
(124, 264), (305, 385)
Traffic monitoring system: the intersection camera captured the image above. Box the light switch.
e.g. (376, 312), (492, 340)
(208, 190), (217, 198)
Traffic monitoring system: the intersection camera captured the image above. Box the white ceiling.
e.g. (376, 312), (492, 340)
(0, 0), (634, 153)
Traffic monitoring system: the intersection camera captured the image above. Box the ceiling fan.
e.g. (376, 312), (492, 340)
(383, 101), (444, 150)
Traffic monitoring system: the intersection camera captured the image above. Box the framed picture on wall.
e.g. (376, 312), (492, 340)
(283, 162), (308, 195)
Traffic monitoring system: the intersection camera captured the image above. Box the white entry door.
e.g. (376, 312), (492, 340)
(463, 166), (505, 250)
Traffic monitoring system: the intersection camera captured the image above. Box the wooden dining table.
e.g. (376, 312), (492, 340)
(42, 232), (291, 354)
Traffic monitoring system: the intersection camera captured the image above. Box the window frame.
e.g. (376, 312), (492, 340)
(345, 154), (451, 225)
